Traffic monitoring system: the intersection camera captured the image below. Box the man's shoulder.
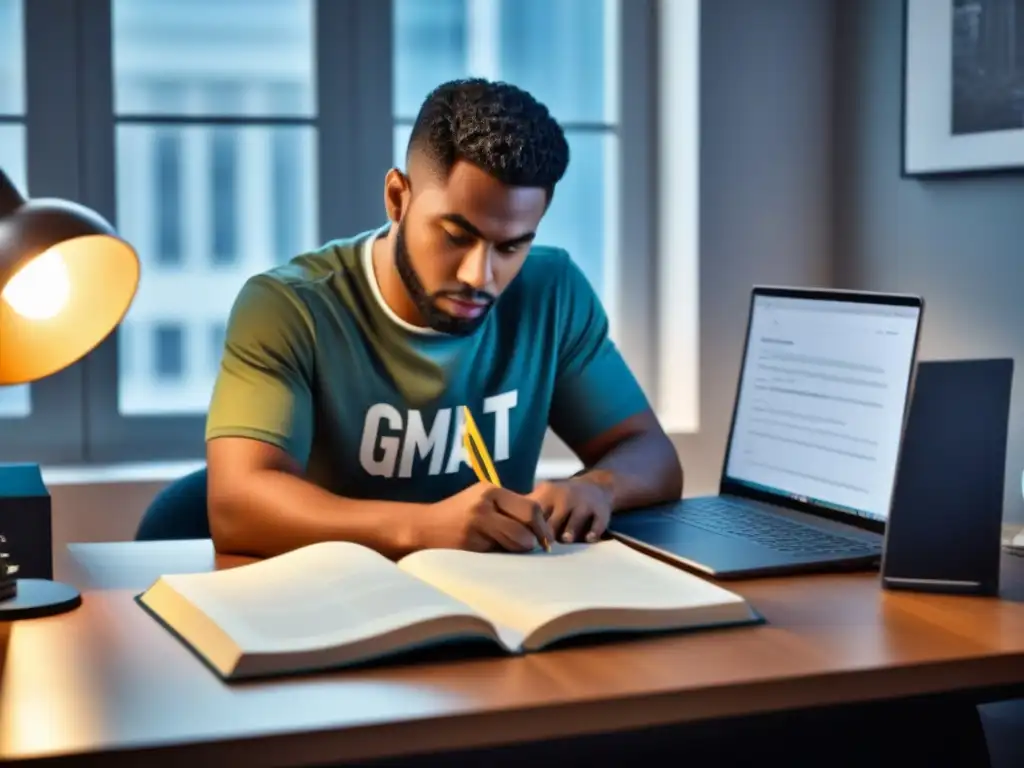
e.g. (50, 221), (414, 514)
(501, 244), (608, 350)
(512, 243), (597, 309)
(241, 231), (372, 311)
(520, 243), (573, 275)
(260, 232), (366, 291)
(515, 244), (573, 295)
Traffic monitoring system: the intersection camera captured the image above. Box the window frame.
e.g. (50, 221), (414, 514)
(77, 0), (393, 463)
(2, 0), (671, 467)
(0, 1), (88, 464)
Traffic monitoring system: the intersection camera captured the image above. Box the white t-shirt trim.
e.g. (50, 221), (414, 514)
(361, 231), (441, 336)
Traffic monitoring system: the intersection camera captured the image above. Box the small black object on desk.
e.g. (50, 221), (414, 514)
(881, 358), (1013, 596)
(0, 463), (81, 620)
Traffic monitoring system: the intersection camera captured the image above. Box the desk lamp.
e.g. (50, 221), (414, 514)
(0, 166), (140, 620)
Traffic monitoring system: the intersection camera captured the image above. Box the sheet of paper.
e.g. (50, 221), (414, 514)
(399, 540), (746, 636)
(161, 542), (481, 653)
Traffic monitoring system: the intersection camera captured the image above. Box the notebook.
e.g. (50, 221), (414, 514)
(136, 539), (762, 680)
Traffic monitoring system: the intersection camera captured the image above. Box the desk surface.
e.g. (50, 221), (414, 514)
(1, 540), (1023, 767)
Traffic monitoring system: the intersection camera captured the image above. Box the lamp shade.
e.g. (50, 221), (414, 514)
(0, 168), (140, 385)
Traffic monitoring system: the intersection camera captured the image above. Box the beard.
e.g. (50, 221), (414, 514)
(393, 219), (494, 336)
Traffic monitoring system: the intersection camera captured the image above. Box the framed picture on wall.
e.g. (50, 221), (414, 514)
(903, 0), (1024, 176)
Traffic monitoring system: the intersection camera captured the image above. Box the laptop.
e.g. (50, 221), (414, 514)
(610, 286), (924, 579)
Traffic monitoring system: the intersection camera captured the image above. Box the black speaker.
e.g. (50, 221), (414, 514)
(0, 463), (53, 580)
(881, 358), (1013, 596)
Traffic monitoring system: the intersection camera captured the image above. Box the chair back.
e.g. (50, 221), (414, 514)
(135, 467), (211, 540)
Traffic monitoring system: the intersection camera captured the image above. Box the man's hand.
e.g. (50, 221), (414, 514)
(419, 483), (556, 553)
(529, 478), (614, 544)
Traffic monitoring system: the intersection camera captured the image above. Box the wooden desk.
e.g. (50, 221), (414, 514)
(1, 540), (1023, 766)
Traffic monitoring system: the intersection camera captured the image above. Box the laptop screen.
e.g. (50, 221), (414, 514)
(723, 291), (922, 525)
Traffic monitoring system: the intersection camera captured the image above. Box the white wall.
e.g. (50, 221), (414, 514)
(50, 479), (170, 581)
(668, 0), (837, 495)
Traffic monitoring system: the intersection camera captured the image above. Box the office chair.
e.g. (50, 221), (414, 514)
(135, 467), (211, 541)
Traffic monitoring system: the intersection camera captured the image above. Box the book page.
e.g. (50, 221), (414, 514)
(398, 540), (752, 646)
(159, 541), (492, 655)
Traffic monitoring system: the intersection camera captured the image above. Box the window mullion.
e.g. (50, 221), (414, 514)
(315, 0), (394, 242)
(75, 0), (124, 463)
(616, 0), (659, 403)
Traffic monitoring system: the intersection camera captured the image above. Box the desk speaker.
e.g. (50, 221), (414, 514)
(881, 358), (1013, 596)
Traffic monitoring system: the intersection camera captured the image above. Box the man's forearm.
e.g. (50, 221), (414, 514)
(209, 469), (422, 560)
(574, 431), (683, 511)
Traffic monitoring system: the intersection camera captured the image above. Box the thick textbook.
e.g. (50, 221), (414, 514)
(137, 539), (762, 680)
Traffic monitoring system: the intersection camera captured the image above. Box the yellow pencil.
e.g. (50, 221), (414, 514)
(462, 405), (551, 552)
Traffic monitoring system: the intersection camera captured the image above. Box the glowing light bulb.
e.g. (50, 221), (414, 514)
(1, 249), (71, 320)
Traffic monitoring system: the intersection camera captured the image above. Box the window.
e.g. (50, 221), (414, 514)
(153, 323), (185, 379)
(210, 321), (226, 372)
(153, 129), (183, 265)
(108, 0), (319, 422)
(5, 0), (690, 465)
(117, 322), (133, 379)
(271, 128), (302, 260)
(0, 0), (23, 116)
(209, 127), (239, 265)
(0, 0), (30, 419)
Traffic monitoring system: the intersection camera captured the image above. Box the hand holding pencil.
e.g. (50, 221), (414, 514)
(417, 407), (554, 553)
(462, 406), (553, 552)
(463, 406), (613, 547)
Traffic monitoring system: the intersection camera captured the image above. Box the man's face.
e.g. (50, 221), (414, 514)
(391, 160), (549, 335)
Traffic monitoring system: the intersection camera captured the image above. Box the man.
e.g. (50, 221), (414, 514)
(205, 78), (683, 559)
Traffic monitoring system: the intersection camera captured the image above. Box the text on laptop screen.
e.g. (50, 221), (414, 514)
(724, 294), (921, 523)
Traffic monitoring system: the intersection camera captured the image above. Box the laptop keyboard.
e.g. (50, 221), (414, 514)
(664, 498), (881, 555)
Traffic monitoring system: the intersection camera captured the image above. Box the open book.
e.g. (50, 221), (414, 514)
(136, 539), (762, 680)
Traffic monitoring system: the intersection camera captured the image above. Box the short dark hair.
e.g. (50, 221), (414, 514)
(406, 78), (569, 200)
